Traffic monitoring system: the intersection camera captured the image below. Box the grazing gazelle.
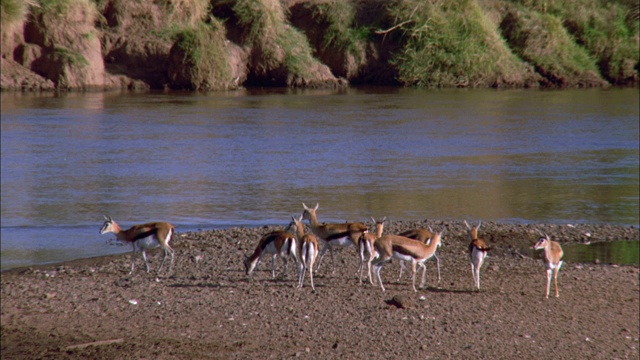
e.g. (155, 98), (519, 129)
(396, 227), (441, 284)
(243, 222), (299, 280)
(464, 220), (491, 291)
(371, 229), (444, 292)
(290, 215), (319, 291)
(534, 234), (564, 298)
(99, 215), (175, 275)
(357, 217), (386, 284)
(301, 203), (368, 273)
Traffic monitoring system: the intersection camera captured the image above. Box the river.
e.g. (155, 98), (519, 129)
(1, 87), (638, 269)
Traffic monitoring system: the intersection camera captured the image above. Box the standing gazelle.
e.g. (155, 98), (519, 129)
(301, 203), (368, 273)
(243, 223), (299, 280)
(100, 215), (175, 276)
(371, 229), (444, 292)
(290, 215), (319, 291)
(534, 234), (564, 298)
(396, 227), (441, 284)
(357, 217), (386, 284)
(464, 220), (491, 291)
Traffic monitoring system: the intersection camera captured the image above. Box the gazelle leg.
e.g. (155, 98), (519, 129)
(315, 243), (329, 272)
(545, 268), (552, 298)
(271, 254), (278, 279)
(411, 261), (418, 292)
(419, 262), (427, 289)
(398, 260), (408, 282)
(129, 244), (138, 275)
(553, 267), (560, 297)
(281, 255), (289, 279)
(141, 250), (151, 273)
(471, 263), (476, 289)
(434, 255), (441, 283)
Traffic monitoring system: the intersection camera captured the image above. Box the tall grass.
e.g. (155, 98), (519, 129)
(308, 1), (370, 60)
(390, 0), (532, 87)
(170, 18), (231, 90)
(233, 0), (325, 85)
(512, 0), (639, 84)
(1, 0), (37, 48)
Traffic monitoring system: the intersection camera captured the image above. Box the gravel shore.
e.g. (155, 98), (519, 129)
(2, 220), (638, 359)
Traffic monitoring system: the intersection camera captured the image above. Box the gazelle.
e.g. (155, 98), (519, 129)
(290, 215), (319, 291)
(371, 229), (444, 292)
(301, 203), (368, 273)
(357, 217), (386, 284)
(465, 220), (491, 291)
(396, 227), (441, 284)
(534, 234), (564, 298)
(243, 222), (299, 280)
(99, 215), (175, 276)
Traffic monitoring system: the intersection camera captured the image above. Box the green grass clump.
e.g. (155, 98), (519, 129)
(170, 18), (232, 91)
(389, 0), (532, 87)
(232, 0), (329, 86)
(1, 0), (32, 56)
(512, 0), (638, 84)
(308, 1), (370, 60)
(501, 6), (601, 86)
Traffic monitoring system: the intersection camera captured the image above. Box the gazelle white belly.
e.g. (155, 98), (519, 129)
(392, 252), (415, 263)
(135, 236), (161, 250)
(330, 236), (352, 247)
(471, 247), (487, 264)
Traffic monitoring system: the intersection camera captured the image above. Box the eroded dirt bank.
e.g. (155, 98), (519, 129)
(1, 220), (638, 359)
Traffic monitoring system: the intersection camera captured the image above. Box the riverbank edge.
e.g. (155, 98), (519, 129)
(2, 220), (638, 276)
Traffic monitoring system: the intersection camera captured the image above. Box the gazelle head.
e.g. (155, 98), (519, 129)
(534, 234), (551, 250)
(463, 220), (481, 240)
(301, 203), (319, 222)
(370, 216), (386, 237)
(100, 215), (118, 234)
(287, 215), (305, 236)
(432, 229), (445, 248)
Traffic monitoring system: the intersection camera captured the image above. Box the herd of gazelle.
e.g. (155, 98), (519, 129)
(99, 203), (565, 298)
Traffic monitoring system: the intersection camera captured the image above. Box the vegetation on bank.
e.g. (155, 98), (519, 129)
(1, 0), (638, 90)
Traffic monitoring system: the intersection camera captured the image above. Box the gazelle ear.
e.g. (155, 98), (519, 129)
(477, 221), (482, 230)
(104, 215), (112, 222)
(463, 220), (470, 229)
(314, 203), (319, 211)
(370, 216), (376, 224)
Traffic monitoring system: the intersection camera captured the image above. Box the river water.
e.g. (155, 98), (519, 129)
(1, 87), (638, 270)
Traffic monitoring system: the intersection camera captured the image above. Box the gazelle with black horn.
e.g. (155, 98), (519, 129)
(290, 215), (319, 291)
(371, 229), (444, 292)
(534, 233), (564, 298)
(100, 215), (175, 276)
(301, 203), (368, 273)
(357, 217), (386, 284)
(396, 227), (441, 284)
(465, 220), (491, 291)
(243, 222), (299, 280)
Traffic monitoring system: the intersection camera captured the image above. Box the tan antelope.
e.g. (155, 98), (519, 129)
(357, 217), (386, 284)
(99, 215), (175, 275)
(371, 229), (444, 292)
(396, 227), (441, 284)
(534, 234), (564, 298)
(464, 220), (491, 291)
(301, 203), (368, 273)
(243, 222), (299, 280)
(290, 215), (319, 291)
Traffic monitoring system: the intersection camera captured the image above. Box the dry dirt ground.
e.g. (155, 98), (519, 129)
(2, 220), (638, 359)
